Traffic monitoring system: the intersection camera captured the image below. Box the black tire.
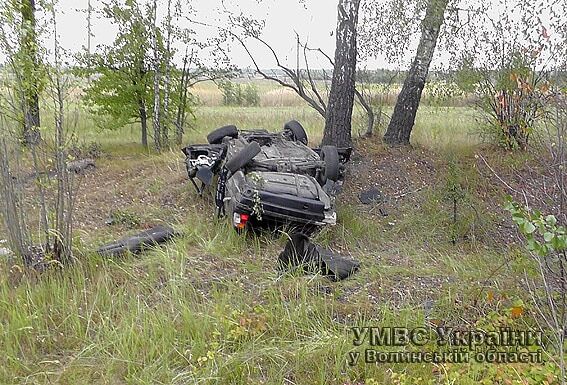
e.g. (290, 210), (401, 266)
(207, 125), (238, 144)
(97, 225), (177, 257)
(319, 145), (340, 184)
(225, 142), (261, 173)
(284, 120), (308, 145)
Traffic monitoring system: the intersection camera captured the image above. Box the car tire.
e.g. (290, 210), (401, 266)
(207, 125), (238, 144)
(225, 141), (261, 173)
(284, 120), (308, 145)
(97, 225), (177, 257)
(319, 145), (340, 184)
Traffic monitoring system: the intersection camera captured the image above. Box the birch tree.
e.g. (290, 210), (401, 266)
(151, 0), (161, 151)
(20, 0), (42, 143)
(322, 0), (361, 147)
(382, 0), (450, 146)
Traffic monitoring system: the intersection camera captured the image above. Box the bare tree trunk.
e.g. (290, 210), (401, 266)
(175, 48), (190, 145)
(139, 98), (148, 148)
(354, 88), (374, 136)
(0, 136), (29, 258)
(20, 0), (41, 144)
(51, 6), (73, 264)
(161, 0), (172, 148)
(30, 147), (49, 248)
(87, 0), (92, 55)
(151, 0), (161, 151)
(322, 0), (361, 148)
(383, 0), (449, 146)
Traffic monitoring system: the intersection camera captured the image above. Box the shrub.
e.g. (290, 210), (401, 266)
(219, 81), (259, 107)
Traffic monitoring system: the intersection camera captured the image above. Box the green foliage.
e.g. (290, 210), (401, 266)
(76, 0), (195, 145)
(219, 81), (260, 107)
(505, 198), (566, 256)
(0, 0), (46, 130)
(76, 0), (154, 131)
(478, 57), (550, 150)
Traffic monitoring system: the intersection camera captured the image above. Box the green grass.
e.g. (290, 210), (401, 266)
(73, 104), (479, 154)
(0, 218), (545, 385)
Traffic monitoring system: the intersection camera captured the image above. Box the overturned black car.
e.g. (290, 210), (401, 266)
(182, 120), (351, 231)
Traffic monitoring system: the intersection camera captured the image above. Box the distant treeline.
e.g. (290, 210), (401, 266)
(238, 67), (567, 85)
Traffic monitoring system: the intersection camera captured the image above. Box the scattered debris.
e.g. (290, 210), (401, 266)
(278, 233), (360, 281)
(97, 225), (179, 257)
(67, 158), (96, 174)
(358, 187), (383, 204)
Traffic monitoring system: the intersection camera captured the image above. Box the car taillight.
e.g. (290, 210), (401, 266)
(233, 212), (250, 229)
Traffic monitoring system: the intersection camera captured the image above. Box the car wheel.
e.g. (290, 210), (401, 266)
(319, 145), (340, 184)
(207, 125), (238, 144)
(284, 120), (308, 145)
(225, 141), (261, 173)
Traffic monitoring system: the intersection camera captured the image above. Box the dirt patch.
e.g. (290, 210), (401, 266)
(339, 139), (439, 217)
(67, 153), (195, 243)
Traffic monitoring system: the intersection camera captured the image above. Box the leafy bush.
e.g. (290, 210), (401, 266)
(457, 54), (554, 150)
(505, 197), (566, 380)
(219, 81), (259, 107)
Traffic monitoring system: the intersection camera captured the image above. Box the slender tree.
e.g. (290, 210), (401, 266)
(383, 0), (449, 145)
(322, 0), (361, 147)
(151, 0), (161, 151)
(20, 0), (41, 143)
(161, 0), (173, 147)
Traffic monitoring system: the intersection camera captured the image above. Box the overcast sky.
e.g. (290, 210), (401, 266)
(2, 0), (563, 70)
(53, 0), (343, 69)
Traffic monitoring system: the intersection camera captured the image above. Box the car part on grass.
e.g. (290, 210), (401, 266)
(278, 233), (360, 281)
(97, 225), (178, 257)
(182, 121), (352, 231)
(359, 187), (384, 204)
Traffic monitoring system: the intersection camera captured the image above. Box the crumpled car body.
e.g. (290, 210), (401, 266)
(182, 121), (351, 231)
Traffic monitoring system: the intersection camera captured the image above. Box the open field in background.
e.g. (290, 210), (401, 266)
(0, 79), (562, 384)
(191, 79), (474, 108)
(77, 105), (480, 153)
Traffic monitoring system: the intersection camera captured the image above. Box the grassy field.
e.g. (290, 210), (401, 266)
(0, 82), (563, 384)
(77, 105), (480, 153)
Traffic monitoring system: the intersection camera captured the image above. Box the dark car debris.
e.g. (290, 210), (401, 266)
(182, 120), (352, 232)
(97, 225), (179, 257)
(278, 233), (360, 281)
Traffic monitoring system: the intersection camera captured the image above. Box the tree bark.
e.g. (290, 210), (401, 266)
(20, 0), (41, 143)
(151, 0), (161, 151)
(383, 0), (449, 146)
(139, 98), (148, 148)
(161, 0), (172, 148)
(322, 0), (361, 148)
(175, 49), (190, 145)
